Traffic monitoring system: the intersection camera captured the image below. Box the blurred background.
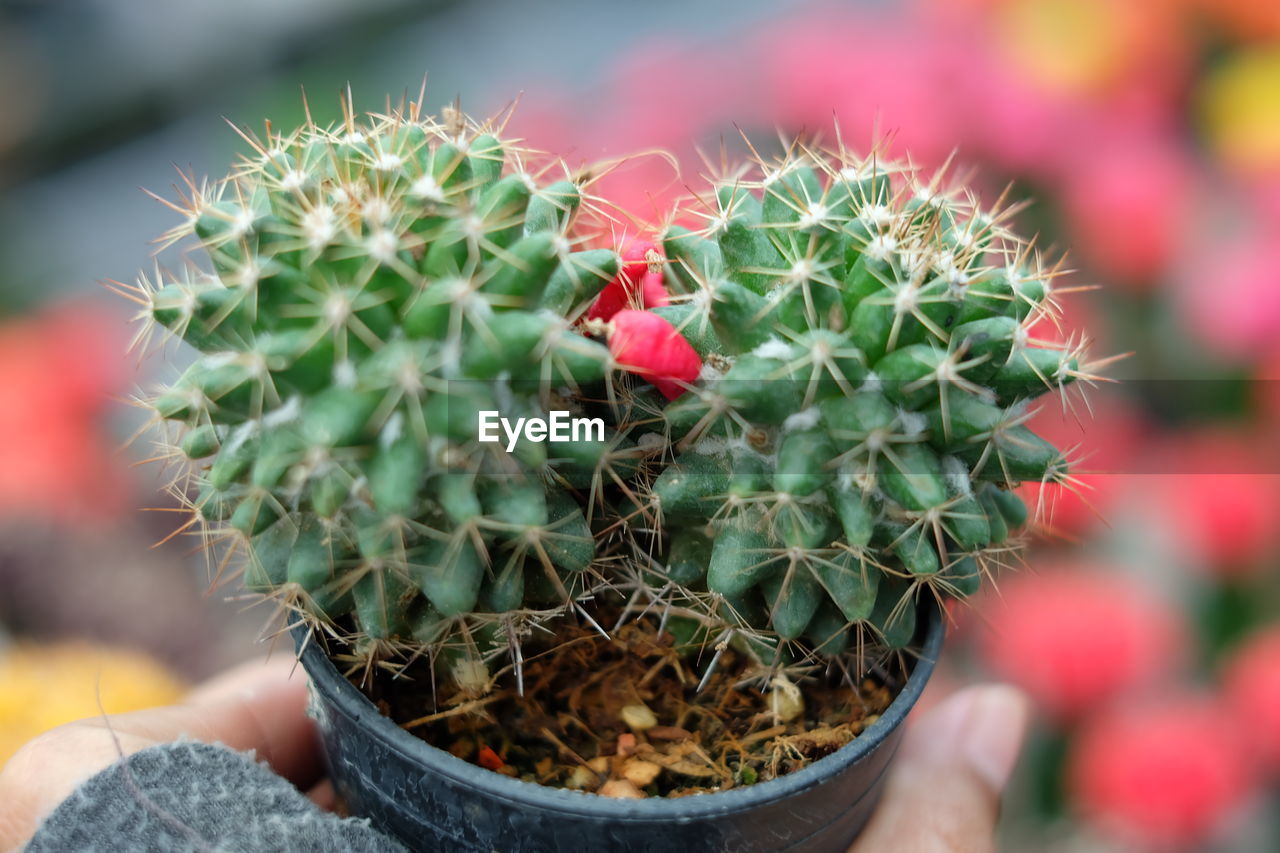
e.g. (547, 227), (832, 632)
(0, 0), (1277, 849)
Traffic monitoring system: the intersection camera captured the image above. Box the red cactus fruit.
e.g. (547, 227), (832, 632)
(1068, 696), (1256, 851)
(1223, 625), (1280, 776)
(977, 567), (1182, 720)
(587, 237), (667, 321)
(607, 309), (700, 401)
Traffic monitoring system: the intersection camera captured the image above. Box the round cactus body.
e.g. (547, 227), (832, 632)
(135, 96), (1092, 690)
(649, 151), (1091, 654)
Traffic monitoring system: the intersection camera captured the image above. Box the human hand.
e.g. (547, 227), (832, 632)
(850, 684), (1031, 853)
(0, 662), (1028, 853)
(0, 657), (324, 852)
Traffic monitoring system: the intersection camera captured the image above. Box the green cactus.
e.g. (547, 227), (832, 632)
(651, 150), (1091, 654)
(133, 95), (1092, 696)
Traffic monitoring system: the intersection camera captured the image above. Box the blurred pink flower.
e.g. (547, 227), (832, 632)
(0, 301), (129, 521)
(508, 93), (686, 224)
(1058, 134), (1195, 286)
(606, 39), (748, 151)
(1068, 695), (1256, 851)
(1133, 430), (1280, 573)
(590, 38), (749, 217)
(960, 48), (1078, 173)
(937, 0), (1191, 98)
(922, 0), (1188, 172)
(505, 96), (584, 167)
(977, 567), (1183, 720)
(1177, 221), (1280, 362)
(1223, 625), (1280, 776)
(1246, 174), (1280, 221)
(761, 9), (963, 169)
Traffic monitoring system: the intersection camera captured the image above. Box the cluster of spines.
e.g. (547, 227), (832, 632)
(639, 139), (1096, 663)
(123, 94), (674, 691)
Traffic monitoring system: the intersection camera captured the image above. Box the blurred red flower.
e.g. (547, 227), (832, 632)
(1131, 430), (1280, 574)
(1223, 625), (1280, 776)
(977, 567), (1182, 720)
(1068, 695), (1256, 851)
(1255, 349), (1280, 427)
(1196, 0), (1280, 43)
(1016, 391), (1148, 538)
(0, 302), (129, 521)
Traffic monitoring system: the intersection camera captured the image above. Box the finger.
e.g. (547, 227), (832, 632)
(185, 655), (303, 704)
(91, 656), (321, 787)
(851, 684), (1030, 853)
(0, 657), (320, 851)
(307, 778), (338, 812)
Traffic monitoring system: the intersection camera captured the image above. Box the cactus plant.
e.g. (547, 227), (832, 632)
(127, 92), (1092, 704)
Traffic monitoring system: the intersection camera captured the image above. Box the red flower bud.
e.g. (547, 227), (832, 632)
(608, 309), (700, 400)
(640, 269), (670, 309)
(587, 237), (667, 321)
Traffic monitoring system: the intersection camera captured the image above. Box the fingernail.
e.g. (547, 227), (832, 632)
(904, 685), (1030, 791)
(957, 685), (1030, 791)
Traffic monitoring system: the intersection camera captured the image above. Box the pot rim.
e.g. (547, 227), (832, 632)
(295, 599), (944, 819)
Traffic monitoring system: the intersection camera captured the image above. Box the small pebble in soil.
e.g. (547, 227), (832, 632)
(621, 703), (659, 731)
(599, 779), (645, 799)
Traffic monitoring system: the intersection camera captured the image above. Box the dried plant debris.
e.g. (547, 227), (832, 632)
(361, 612), (901, 798)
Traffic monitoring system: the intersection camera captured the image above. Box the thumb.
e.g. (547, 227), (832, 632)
(851, 684), (1030, 853)
(0, 657), (319, 852)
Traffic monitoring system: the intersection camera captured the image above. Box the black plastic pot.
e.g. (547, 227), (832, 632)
(293, 602), (944, 853)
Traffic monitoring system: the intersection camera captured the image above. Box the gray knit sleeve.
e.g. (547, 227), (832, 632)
(23, 741), (408, 852)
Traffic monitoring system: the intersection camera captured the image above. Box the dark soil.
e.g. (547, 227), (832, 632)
(357, 615), (904, 798)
